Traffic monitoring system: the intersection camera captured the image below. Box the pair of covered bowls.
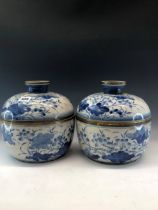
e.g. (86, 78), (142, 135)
(1, 80), (151, 164)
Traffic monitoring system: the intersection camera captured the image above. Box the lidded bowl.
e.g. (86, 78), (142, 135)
(1, 80), (75, 162)
(76, 81), (151, 164)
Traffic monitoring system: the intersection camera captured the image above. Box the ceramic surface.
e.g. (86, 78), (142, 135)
(1, 80), (75, 162)
(77, 93), (150, 122)
(2, 92), (74, 121)
(76, 81), (151, 164)
(77, 121), (151, 164)
(1, 120), (74, 162)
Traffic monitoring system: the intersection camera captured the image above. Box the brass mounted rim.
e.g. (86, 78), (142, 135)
(25, 80), (50, 86)
(76, 115), (151, 127)
(101, 80), (126, 86)
(1, 114), (75, 125)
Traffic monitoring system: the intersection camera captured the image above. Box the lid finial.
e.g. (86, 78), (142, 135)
(101, 80), (126, 94)
(25, 80), (50, 93)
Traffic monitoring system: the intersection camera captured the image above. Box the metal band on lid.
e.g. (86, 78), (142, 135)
(76, 115), (151, 127)
(1, 114), (75, 125)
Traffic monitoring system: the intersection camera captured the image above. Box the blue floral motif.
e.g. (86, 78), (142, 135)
(114, 95), (132, 100)
(1, 92), (74, 121)
(29, 133), (54, 149)
(26, 152), (54, 162)
(55, 141), (71, 157)
(77, 93), (150, 121)
(1, 126), (15, 145)
(102, 151), (135, 164)
(41, 95), (52, 99)
(79, 100), (89, 111)
(3, 103), (31, 119)
(1, 120), (74, 162)
(87, 103), (109, 116)
(77, 123), (150, 164)
(82, 148), (100, 160)
(89, 154), (100, 160)
(77, 94), (136, 119)
(127, 126), (149, 144)
(26, 141), (71, 161)
(27, 134), (71, 162)
(40, 94), (60, 100)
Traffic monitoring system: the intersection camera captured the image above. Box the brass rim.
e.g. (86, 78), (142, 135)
(76, 116), (151, 127)
(1, 114), (75, 125)
(101, 80), (126, 86)
(25, 80), (50, 85)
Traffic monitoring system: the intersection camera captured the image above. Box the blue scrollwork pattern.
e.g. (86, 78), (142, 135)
(1, 92), (74, 121)
(77, 121), (151, 164)
(1, 119), (74, 162)
(77, 93), (151, 121)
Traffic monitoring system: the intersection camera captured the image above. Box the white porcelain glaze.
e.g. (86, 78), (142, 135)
(76, 81), (151, 164)
(1, 81), (75, 162)
(77, 121), (151, 164)
(2, 120), (74, 162)
(2, 92), (74, 121)
(77, 93), (150, 122)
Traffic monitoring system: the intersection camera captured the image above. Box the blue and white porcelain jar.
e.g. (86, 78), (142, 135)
(1, 80), (75, 162)
(76, 81), (151, 164)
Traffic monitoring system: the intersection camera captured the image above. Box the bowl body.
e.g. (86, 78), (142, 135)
(1, 118), (74, 162)
(76, 120), (151, 164)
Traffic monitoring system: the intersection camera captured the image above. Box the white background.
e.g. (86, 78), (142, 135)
(0, 126), (157, 210)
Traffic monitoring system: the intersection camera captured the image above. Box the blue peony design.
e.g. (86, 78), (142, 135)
(27, 141), (70, 161)
(79, 100), (89, 111)
(89, 154), (100, 160)
(77, 94), (137, 120)
(25, 132), (71, 161)
(26, 152), (54, 161)
(1, 127), (15, 145)
(40, 95), (53, 99)
(87, 103), (109, 116)
(55, 141), (71, 157)
(127, 126), (149, 144)
(102, 151), (134, 164)
(29, 133), (54, 150)
(114, 95), (129, 100)
(4, 103), (31, 119)
(82, 148), (100, 160)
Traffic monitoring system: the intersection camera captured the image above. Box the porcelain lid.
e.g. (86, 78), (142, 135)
(1, 81), (74, 121)
(77, 81), (151, 123)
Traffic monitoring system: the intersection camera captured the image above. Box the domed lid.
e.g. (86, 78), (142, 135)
(77, 81), (151, 125)
(1, 80), (74, 122)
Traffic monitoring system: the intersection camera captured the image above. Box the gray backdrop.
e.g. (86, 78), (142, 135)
(0, 0), (157, 122)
